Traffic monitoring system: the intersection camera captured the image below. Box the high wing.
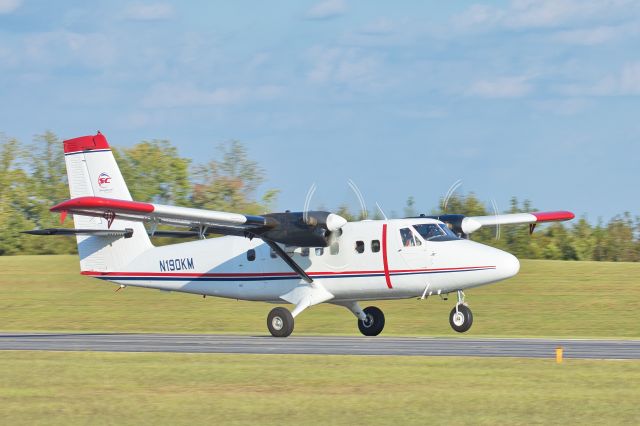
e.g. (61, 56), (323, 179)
(461, 211), (575, 234)
(48, 196), (349, 284)
(428, 211), (575, 236)
(50, 196), (347, 236)
(50, 196), (273, 236)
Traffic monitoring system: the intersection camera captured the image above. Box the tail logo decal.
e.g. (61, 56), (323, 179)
(98, 172), (113, 191)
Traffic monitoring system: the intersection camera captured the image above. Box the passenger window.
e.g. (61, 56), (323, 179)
(330, 242), (340, 255)
(270, 248), (277, 259)
(247, 249), (256, 261)
(315, 247), (324, 256)
(371, 240), (380, 253)
(355, 241), (365, 254)
(301, 247), (309, 257)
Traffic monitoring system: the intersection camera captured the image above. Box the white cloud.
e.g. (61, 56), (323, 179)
(0, 0), (22, 14)
(307, 47), (381, 87)
(142, 84), (282, 108)
(123, 3), (174, 21)
(560, 62), (640, 96)
(551, 26), (621, 45)
(455, 0), (638, 31)
(20, 31), (117, 69)
(533, 98), (592, 115)
(305, 0), (346, 20)
(467, 76), (533, 98)
(359, 19), (395, 36)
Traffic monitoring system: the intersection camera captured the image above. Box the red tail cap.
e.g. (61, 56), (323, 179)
(63, 132), (110, 154)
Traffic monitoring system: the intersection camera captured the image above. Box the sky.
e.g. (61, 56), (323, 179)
(1, 0), (639, 221)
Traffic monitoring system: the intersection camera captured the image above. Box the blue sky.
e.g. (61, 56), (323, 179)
(1, 0), (639, 220)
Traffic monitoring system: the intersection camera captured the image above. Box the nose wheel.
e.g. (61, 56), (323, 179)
(449, 290), (473, 333)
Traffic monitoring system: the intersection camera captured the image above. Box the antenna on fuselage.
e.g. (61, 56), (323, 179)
(375, 202), (389, 220)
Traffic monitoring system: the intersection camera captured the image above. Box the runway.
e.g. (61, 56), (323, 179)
(1, 333), (639, 359)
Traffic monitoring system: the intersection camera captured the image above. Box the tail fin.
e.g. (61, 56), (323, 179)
(63, 132), (152, 272)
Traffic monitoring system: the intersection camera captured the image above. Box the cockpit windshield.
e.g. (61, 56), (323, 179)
(412, 223), (459, 241)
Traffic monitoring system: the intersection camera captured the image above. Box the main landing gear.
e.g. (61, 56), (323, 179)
(357, 306), (385, 336)
(267, 307), (294, 337)
(449, 290), (473, 333)
(340, 302), (386, 336)
(267, 303), (387, 337)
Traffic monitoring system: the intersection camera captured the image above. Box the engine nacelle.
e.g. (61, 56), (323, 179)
(257, 211), (347, 247)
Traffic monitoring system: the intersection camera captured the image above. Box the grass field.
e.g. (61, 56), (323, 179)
(1, 255), (639, 425)
(1, 351), (639, 425)
(1, 255), (639, 337)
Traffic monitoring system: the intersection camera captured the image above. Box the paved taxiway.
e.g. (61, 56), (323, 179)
(1, 333), (639, 359)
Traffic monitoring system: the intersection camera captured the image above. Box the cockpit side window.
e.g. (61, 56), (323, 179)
(399, 227), (417, 247)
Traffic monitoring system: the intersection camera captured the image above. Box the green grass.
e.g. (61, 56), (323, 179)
(1, 256), (639, 425)
(0, 351), (638, 425)
(1, 255), (639, 337)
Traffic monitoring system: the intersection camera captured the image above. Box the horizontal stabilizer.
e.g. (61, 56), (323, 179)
(23, 228), (134, 238)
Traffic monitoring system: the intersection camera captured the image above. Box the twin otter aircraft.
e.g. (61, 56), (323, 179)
(27, 133), (574, 337)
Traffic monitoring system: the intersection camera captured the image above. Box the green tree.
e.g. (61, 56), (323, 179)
(602, 213), (637, 262)
(113, 140), (192, 205)
(0, 134), (42, 255)
(191, 141), (278, 214)
(404, 196), (416, 217)
(21, 131), (76, 254)
(570, 217), (596, 260)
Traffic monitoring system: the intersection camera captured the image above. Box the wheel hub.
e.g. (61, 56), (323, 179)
(272, 316), (284, 331)
(452, 311), (465, 326)
(363, 315), (374, 328)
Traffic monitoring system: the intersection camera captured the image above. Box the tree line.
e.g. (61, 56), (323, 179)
(1, 131), (638, 261)
(0, 131), (276, 255)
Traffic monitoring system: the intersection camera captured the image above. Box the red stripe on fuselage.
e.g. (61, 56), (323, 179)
(382, 223), (392, 289)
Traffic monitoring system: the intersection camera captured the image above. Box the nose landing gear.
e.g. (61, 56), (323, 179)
(449, 290), (473, 333)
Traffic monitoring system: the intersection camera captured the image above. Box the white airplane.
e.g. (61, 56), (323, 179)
(26, 133), (574, 337)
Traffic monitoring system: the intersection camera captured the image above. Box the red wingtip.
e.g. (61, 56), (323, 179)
(532, 211), (575, 222)
(63, 132), (110, 154)
(59, 210), (67, 224)
(50, 196), (155, 214)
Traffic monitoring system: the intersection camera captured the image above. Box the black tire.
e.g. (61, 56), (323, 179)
(358, 306), (385, 336)
(449, 304), (473, 333)
(267, 307), (294, 337)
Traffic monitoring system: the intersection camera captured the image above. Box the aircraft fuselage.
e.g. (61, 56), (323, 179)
(83, 218), (520, 302)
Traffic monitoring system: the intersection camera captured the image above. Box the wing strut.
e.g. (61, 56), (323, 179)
(264, 239), (313, 284)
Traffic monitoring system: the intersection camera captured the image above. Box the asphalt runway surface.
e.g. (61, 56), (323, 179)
(1, 333), (639, 359)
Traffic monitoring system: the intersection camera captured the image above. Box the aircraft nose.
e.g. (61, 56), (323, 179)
(497, 250), (520, 279)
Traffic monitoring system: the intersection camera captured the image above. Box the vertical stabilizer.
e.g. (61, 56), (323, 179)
(63, 133), (152, 272)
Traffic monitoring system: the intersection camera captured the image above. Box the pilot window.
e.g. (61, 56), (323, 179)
(371, 240), (380, 253)
(399, 227), (417, 247)
(270, 248), (277, 259)
(413, 223), (457, 241)
(301, 247), (310, 257)
(247, 249), (256, 261)
(315, 247), (324, 256)
(330, 242), (340, 255)
(355, 240), (365, 254)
